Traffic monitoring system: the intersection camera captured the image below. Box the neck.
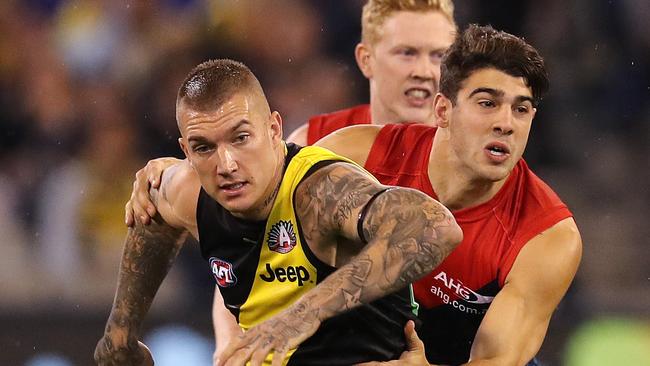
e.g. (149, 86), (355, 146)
(260, 143), (287, 218)
(428, 132), (508, 211)
(236, 144), (286, 221)
(368, 87), (392, 125)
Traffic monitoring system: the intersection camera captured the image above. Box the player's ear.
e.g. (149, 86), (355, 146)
(434, 93), (451, 128)
(355, 43), (373, 79)
(270, 111), (283, 143)
(179, 138), (190, 159)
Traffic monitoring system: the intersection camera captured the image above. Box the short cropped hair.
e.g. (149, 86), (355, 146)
(361, 0), (455, 45)
(440, 24), (549, 106)
(177, 59), (265, 112)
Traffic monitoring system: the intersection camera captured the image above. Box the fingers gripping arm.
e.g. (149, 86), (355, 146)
(125, 157), (184, 226)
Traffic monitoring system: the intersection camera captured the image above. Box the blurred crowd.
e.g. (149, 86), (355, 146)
(0, 0), (648, 365)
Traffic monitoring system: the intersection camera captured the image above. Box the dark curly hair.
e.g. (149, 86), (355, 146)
(440, 24), (549, 106)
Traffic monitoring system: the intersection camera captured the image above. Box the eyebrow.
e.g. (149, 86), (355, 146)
(469, 87), (503, 99)
(231, 119), (252, 131)
(469, 87), (534, 104)
(187, 135), (209, 144)
(392, 44), (447, 53)
(187, 119), (252, 144)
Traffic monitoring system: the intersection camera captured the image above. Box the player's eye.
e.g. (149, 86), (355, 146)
(234, 134), (250, 144)
(478, 100), (496, 108)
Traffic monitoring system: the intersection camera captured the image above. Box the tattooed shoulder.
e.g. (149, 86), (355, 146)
(294, 162), (383, 242)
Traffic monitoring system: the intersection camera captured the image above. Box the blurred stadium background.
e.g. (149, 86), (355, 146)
(0, 0), (648, 365)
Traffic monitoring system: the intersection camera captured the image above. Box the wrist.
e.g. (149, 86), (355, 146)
(104, 320), (139, 346)
(290, 296), (328, 324)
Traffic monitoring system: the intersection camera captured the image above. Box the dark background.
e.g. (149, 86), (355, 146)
(1, 1), (648, 365)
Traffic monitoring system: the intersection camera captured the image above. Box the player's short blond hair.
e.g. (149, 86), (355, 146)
(361, 0), (455, 45)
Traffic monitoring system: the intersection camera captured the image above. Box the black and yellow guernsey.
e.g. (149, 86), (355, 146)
(196, 143), (417, 365)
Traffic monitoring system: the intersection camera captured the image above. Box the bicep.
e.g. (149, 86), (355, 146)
(470, 218), (582, 364)
(294, 162), (386, 245)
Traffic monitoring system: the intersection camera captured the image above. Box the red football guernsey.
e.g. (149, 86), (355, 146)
(306, 104), (371, 145)
(364, 124), (573, 365)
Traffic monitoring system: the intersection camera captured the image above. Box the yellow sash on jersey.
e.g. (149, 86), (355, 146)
(237, 145), (368, 365)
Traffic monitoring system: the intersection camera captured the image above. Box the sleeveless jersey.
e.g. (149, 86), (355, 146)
(197, 143), (416, 365)
(364, 124), (573, 365)
(307, 104), (371, 145)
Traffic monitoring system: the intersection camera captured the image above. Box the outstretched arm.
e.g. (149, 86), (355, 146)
(94, 216), (187, 365)
(217, 162), (462, 366)
(351, 218), (581, 366)
(95, 162), (199, 365)
(465, 218), (582, 365)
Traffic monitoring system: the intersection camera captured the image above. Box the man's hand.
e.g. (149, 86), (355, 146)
(215, 305), (321, 366)
(355, 320), (432, 366)
(126, 157), (181, 226)
(212, 323), (244, 366)
(94, 336), (154, 366)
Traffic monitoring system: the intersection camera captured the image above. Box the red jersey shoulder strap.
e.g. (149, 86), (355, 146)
(307, 104), (371, 145)
(364, 124), (436, 175)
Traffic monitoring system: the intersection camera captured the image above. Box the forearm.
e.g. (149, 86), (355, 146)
(297, 189), (461, 322)
(102, 218), (187, 341)
(212, 286), (221, 339)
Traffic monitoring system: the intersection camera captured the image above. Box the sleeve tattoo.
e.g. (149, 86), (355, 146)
(296, 163), (377, 242)
(97, 187), (188, 359)
(295, 163), (461, 321)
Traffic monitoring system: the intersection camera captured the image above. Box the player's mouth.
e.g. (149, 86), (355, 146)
(484, 142), (511, 163)
(219, 181), (248, 196)
(404, 88), (432, 107)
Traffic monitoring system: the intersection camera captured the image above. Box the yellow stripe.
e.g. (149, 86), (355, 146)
(237, 146), (372, 364)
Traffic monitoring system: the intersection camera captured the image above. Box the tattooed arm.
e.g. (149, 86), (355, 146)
(94, 161), (200, 365)
(216, 162), (462, 366)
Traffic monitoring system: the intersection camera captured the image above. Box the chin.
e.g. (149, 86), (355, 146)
(480, 165), (512, 182)
(218, 197), (250, 214)
(225, 204), (255, 219)
(396, 107), (433, 124)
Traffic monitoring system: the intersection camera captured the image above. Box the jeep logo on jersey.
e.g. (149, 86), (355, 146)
(267, 220), (297, 254)
(209, 257), (237, 288)
(259, 263), (310, 286)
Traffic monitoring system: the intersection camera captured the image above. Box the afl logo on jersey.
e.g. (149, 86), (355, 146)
(209, 257), (237, 288)
(267, 220), (297, 254)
